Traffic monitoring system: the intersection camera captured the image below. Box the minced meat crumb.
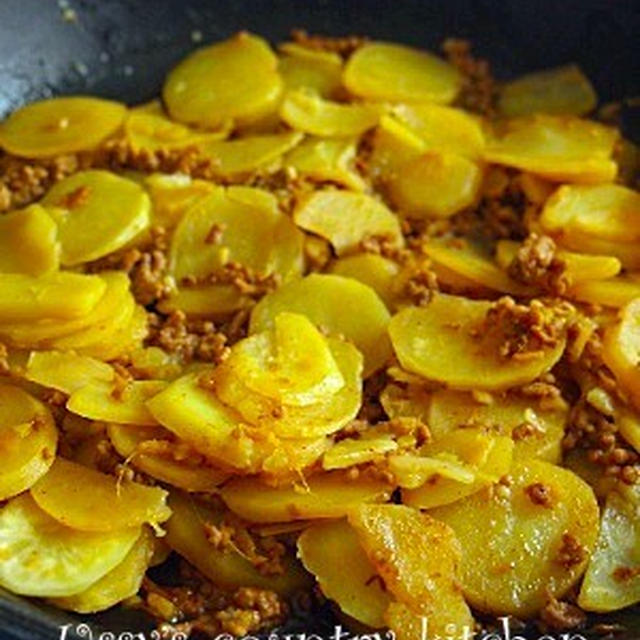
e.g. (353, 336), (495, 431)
(290, 29), (367, 58)
(556, 533), (587, 569)
(539, 595), (586, 630)
(524, 482), (554, 507)
(508, 233), (569, 294)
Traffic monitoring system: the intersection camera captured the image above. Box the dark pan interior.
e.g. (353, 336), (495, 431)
(0, 0), (639, 638)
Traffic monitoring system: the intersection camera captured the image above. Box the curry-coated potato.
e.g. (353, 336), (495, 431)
(343, 42), (462, 103)
(322, 434), (399, 471)
(42, 170), (151, 265)
(0, 494), (139, 597)
(0, 384), (58, 500)
(430, 459), (600, 617)
(0, 205), (60, 276)
(569, 278), (640, 308)
(278, 43), (344, 98)
(31, 458), (171, 532)
(163, 32), (283, 129)
(389, 294), (567, 391)
(0, 96), (126, 158)
(483, 115), (618, 183)
(50, 528), (155, 613)
(294, 190), (403, 256)
(251, 273), (392, 377)
(221, 471), (393, 523)
(298, 519), (391, 628)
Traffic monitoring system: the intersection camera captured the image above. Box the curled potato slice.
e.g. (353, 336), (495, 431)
(221, 471), (393, 523)
(343, 42), (462, 104)
(278, 44), (343, 98)
(389, 294), (567, 391)
(483, 115), (618, 183)
(43, 170), (151, 265)
(0, 494), (139, 597)
(430, 459), (599, 617)
(499, 64), (597, 117)
(388, 151), (482, 219)
(50, 528), (155, 613)
(294, 190), (403, 256)
(165, 491), (309, 595)
(31, 458), (171, 532)
(280, 89), (381, 137)
(0, 96), (126, 158)
(163, 32), (283, 129)
(578, 486), (640, 612)
(298, 518), (391, 628)
(0, 384), (58, 500)
(0, 205), (59, 276)
(251, 274), (392, 376)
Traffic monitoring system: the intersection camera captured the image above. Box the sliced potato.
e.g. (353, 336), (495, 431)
(323, 436), (398, 471)
(368, 114), (424, 178)
(279, 44), (343, 98)
(430, 459), (599, 617)
(0, 494), (139, 597)
(31, 458), (171, 532)
(569, 278), (640, 308)
(0, 96), (126, 158)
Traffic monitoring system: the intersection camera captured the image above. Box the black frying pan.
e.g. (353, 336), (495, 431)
(0, 1), (639, 638)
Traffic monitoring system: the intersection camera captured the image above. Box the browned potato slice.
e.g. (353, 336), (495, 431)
(0, 97), (126, 158)
(430, 459), (599, 617)
(31, 458), (171, 532)
(221, 471), (393, 523)
(163, 32), (283, 129)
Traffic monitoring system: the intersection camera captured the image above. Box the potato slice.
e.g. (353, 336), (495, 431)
(26, 351), (114, 395)
(280, 89), (381, 137)
(483, 115), (618, 183)
(294, 190), (403, 256)
(0, 384), (58, 500)
(388, 151), (482, 219)
(67, 380), (167, 426)
(50, 528), (155, 613)
(569, 278), (640, 308)
(0, 271), (106, 323)
(43, 170), (151, 265)
(389, 294), (567, 391)
(348, 505), (473, 637)
(221, 471), (393, 523)
(323, 436), (398, 470)
(0, 205), (59, 276)
(0, 494), (139, 597)
(430, 459), (599, 617)
(165, 491), (308, 595)
(31, 458), (171, 532)
(369, 114), (424, 178)
(298, 519), (391, 628)
(499, 65), (597, 117)
(0, 97), (126, 158)
(578, 486), (640, 612)
(163, 32), (283, 129)
(279, 44), (343, 98)
(251, 274), (392, 376)
(343, 42), (462, 104)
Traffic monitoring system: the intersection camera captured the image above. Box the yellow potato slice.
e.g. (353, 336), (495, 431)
(0, 494), (139, 597)
(388, 151), (482, 219)
(368, 114), (424, 178)
(0, 96), (126, 158)
(0, 272), (106, 323)
(343, 42), (462, 104)
(380, 381), (432, 425)
(25, 351), (114, 394)
(330, 254), (400, 309)
(0, 205), (59, 276)
(578, 485), (640, 612)
(298, 519), (391, 628)
(284, 137), (366, 191)
(67, 380), (167, 426)
(163, 32), (283, 129)
(0, 384), (58, 500)
(31, 458), (171, 532)
(251, 273), (392, 377)
(483, 115), (618, 183)
(280, 89), (381, 137)
(430, 459), (599, 617)
(165, 491), (309, 595)
(389, 294), (567, 391)
(569, 278), (640, 308)
(323, 435), (398, 471)
(279, 43), (343, 98)
(221, 471), (393, 523)
(50, 528), (155, 613)
(159, 285), (253, 318)
(392, 102), (486, 158)
(43, 170), (151, 266)
(348, 505), (473, 637)
(499, 65), (597, 117)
